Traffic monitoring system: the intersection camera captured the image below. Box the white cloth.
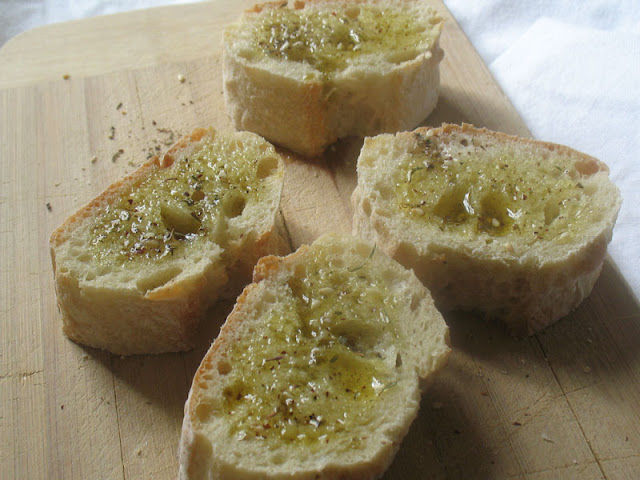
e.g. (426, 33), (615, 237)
(2, 0), (639, 301)
(444, 0), (640, 301)
(0, 0), (194, 47)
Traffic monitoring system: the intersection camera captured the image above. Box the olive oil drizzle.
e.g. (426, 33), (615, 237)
(223, 246), (401, 448)
(250, 4), (438, 75)
(88, 137), (267, 266)
(395, 133), (596, 242)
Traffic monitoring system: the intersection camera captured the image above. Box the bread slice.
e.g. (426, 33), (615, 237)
(178, 233), (450, 479)
(50, 128), (287, 355)
(352, 123), (622, 336)
(223, 0), (443, 157)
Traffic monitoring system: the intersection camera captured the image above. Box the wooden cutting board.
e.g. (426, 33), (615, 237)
(1, 1), (639, 479)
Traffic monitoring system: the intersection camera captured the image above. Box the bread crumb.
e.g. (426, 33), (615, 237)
(46, 202), (52, 212)
(62, 74), (70, 80)
(90, 156), (97, 164)
(541, 433), (554, 443)
(112, 149), (125, 163)
(178, 74), (186, 83)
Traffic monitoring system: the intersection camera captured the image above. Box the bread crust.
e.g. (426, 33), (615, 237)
(223, 0), (443, 157)
(179, 233), (450, 479)
(50, 128), (286, 355)
(352, 123), (622, 335)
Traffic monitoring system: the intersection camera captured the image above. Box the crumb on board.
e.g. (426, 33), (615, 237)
(178, 74), (186, 83)
(62, 74), (70, 80)
(91, 156), (97, 164)
(541, 433), (554, 443)
(108, 126), (115, 140)
(116, 102), (123, 110)
(142, 124), (182, 159)
(46, 202), (52, 212)
(112, 149), (125, 163)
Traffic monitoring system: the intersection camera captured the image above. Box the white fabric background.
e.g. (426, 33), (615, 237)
(2, 0), (638, 301)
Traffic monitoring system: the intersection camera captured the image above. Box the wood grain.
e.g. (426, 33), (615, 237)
(1, 1), (638, 479)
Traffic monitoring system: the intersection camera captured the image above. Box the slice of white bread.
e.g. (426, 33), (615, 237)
(223, 0), (443, 157)
(352, 123), (622, 336)
(50, 128), (287, 355)
(179, 233), (450, 479)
